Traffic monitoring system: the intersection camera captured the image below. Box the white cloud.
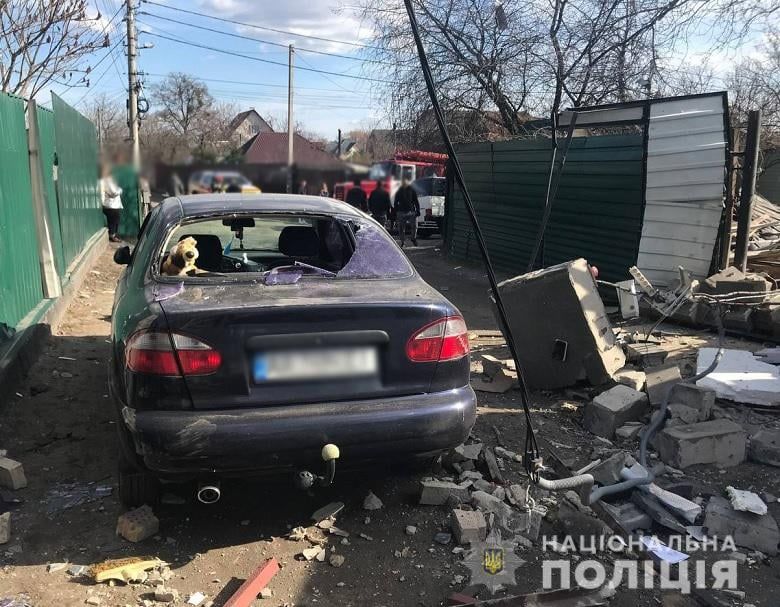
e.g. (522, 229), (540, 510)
(195, 0), (373, 53)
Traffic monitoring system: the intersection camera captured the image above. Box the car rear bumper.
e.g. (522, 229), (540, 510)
(122, 385), (477, 478)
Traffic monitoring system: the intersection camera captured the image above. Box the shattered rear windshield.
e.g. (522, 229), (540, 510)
(157, 214), (412, 282)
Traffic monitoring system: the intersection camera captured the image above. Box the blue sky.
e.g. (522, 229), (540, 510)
(53, 0), (385, 139)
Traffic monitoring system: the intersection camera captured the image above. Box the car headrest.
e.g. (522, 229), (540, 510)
(278, 226), (319, 257)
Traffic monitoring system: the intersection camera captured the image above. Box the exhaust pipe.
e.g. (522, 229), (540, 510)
(196, 482), (221, 504)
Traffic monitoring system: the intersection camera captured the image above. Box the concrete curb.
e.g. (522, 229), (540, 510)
(0, 228), (108, 403)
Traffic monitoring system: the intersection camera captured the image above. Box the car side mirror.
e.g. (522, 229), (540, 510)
(113, 245), (132, 265)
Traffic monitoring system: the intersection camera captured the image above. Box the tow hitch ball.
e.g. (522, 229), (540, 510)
(295, 444), (340, 490)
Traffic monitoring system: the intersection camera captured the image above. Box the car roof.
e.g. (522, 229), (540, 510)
(164, 194), (366, 219)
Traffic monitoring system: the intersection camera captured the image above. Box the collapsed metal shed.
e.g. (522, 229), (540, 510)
(447, 92), (730, 287)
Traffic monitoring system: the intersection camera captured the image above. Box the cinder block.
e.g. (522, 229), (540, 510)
(656, 419), (747, 469)
(116, 505), (159, 542)
(723, 306), (753, 333)
(0, 457), (26, 490)
(0, 512), (10, 544)
(704, 496), (779, 556)
(645, 364), (682, 406)
(752, 307), (780, 338)
(451, 509), (487, 545)
(613, 368), (646, 391)
(749, 430), (780, 467)
(419, 480), (472, 506)
(672, 384), (714, 421)
(625, 343), (668, 367)
(584, 385), (648, 439)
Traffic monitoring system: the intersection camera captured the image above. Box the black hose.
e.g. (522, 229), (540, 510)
(403, 0), (539, 477)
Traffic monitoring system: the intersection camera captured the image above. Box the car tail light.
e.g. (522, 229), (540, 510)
(406, 316), (469, 362)
(126, 331), (222, 376)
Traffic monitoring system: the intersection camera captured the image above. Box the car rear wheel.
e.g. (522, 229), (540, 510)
(116, 428), (160, 507)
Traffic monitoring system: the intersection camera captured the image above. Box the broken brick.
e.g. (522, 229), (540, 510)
(0, 457), (26, 490)
(116, 505), (159, 543)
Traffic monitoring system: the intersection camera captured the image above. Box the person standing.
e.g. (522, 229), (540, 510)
(319, 182), (330, 197)
(298, 180), (309, 195)
(100, 164), (123, 243)
(393, 177), (420, 247)
(345, 178), (367, 211)
(368, 180), (391, 227)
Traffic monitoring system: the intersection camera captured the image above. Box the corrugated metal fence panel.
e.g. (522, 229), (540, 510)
(636, 95), (727, 286)
(35, 106), (66, 276)
(51, 93), (103, 267)
(0, 93), (44, 327)
(450, 135), (645, 282)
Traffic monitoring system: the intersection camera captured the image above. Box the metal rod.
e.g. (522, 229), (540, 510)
(733, 109), (762, 272)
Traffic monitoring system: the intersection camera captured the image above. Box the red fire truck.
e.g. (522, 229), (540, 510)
(334, 150), (447, 203)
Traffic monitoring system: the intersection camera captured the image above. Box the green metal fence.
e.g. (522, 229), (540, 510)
(448, 135), (645, 283)
(0, 93), (44, 328)
(35, 106), (66, 276)
(52, 93), (103, 267)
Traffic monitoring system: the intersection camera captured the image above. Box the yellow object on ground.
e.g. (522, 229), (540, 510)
(90, 557), (165, 583)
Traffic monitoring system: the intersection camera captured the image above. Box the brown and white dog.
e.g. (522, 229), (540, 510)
(161, 236), (200, 276)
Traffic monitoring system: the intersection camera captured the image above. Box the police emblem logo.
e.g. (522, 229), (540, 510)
(482, 547), (504, 575)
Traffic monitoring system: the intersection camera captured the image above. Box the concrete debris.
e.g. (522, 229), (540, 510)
(669, 383), (716, 417)
(451, 509), (487, 545)
(668, 404), (704, 424)
(68, 565), (88, 577)
(471, 371), (515, 393)
(726, 487), (767, 515)
(625, 466), (701, 523)
(433, 532), (452, 545)
(645, 364), (682, 406)
(358, 532), (373, 541)
(329, 554), (345, 568)
(300, 547), (325, 561)
(472, 479), (494, 493)
(589, 452), (627, 486)
(0, 512), (10, 545)
(154, 588), (179, 603)
(631, 491), (687, 534)
(405, 525), (417, 536)
(84, 596), (101, 606)
(316, 548), (326, 562)
(494, 446), (521, 462)
(186, 592), (206, 606)
(626, 342), (668, 367)
(471, 491), (514, 524)
(328, 525), (349, 537)
(311, 501), (344, 522)
(600, 501), (651, 532)
(419, 480), (472, 506)
(362, 491), (383, 511)
(697, 348), (780, 407)
(615, 423), (643, 439)
(47, 562), (68, 573)
(288, 527), (306, 541)
(656, 419), (747, 469)
(584, 385), (648, 439)
(480, 354), (515, 378)
(459, 471), (483, 483)
(483, 447), (505, 483)
(115, 506), (159, 543)
(704, 496), (779, 556)
(453, 443), (482, 461)
(506, 484), (527, 506)
(755, 347), (780, 365)
(613, 368), (646, 391)
(749, 430), (780, 467)
(0, 458), (26, 490)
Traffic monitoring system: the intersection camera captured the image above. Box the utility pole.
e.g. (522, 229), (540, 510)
(337, 128), (342, 157)
(734, 110), (762, 272)
(286, 44), (295, 193)
(126, 0), (140, 170)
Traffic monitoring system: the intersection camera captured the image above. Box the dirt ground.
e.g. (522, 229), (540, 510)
(1, 238), (778, 607)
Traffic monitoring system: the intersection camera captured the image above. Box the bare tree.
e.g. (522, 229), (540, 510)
(84, 92), (126, 155)
(0, 0), (110, 98)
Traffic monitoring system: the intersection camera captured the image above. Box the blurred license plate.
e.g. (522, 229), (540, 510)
(253, 347), (378, 383)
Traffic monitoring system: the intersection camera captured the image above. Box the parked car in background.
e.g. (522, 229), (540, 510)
(412, 176), (446, 238)
(188, 170), (261, 194)
(110, 194), (475, 506)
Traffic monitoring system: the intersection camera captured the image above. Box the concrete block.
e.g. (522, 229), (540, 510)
(451, 509), (487, 545)
(656, 419), (747, 469)
(673, 384), (714, 421)
(0, 457), (26, 490)
(616, 424), (643, 439)
(613, 367), (646, 391)
(723, 306), (754, 333)
(419, 480), (472, 506)
(471, 490), (514, 523)
(116, 505), (159, 542)
(625, 343), (668, 367)
(600, 501), (651, 532)
(645, 364), (682, 406)
(0, 512), (9, 544)
(749, 430), (780, 467)
(704, 496), (779, 556)
(668, 404), (702, 424)
(752, 307), (780, 338)
(590, 452), (627, 486)
(584, 385), (648, 439)
(697, 348), (780, 407)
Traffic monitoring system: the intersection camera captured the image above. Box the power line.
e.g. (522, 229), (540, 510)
(72, 35), (128, 107)
(140, 72), (369, 94)
(143, 32), (397, 84)
(139, 11), (394, 65)
(141, 0), (387, 51)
